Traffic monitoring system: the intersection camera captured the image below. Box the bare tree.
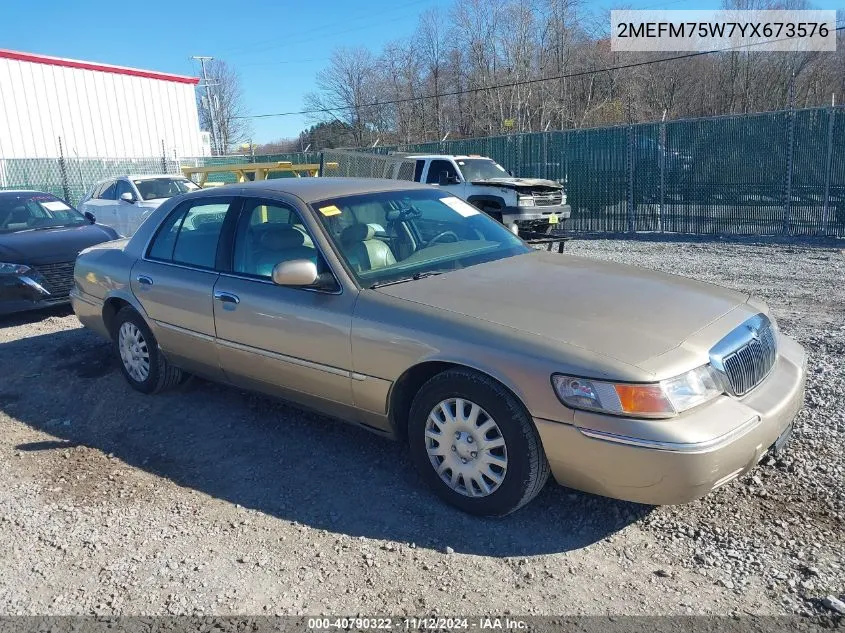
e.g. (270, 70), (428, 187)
(304, 47), (381, 146)
(197, 60), (251, 155)
(300, 0), (843, 143)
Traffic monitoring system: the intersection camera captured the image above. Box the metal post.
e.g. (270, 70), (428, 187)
(318, 152), (325, 177)
(821, 100), (836, 236)
(782, 77), (796, 235)
(57, 136), (71, 203)
(627, 124), (635, 233)
(193, 56), (220, 156)
(161, 140), (167, 173)
(659, 120), (666, 233)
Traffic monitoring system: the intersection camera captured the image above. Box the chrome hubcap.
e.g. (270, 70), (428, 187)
(118, 322), (150, 382)
(425, 398), (508, 498)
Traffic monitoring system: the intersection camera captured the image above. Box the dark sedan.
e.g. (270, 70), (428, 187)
(0, 190), (119, 315)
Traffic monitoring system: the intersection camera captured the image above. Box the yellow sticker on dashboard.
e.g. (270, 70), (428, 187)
(319, 205), (342, 217)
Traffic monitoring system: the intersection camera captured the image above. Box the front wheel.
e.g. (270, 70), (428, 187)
(407, 369), (550, 516)
(112, 306), (185, 394)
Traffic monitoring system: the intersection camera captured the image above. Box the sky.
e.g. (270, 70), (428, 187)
(0, 0), (840, 144)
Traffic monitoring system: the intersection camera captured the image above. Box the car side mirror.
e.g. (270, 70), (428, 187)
(83, 211), (96, 224)
(271, 260), (319, 287)
(120, 192), (136, 203)
(507, 169), (513, 177)
(438, 172), (460, 186)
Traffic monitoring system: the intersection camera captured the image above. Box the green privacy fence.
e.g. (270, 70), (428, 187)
(374, 106), (845, 237)
(2, 106), (843, 237)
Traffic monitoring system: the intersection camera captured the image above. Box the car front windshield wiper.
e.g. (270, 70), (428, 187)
(369, 271), (443, 289)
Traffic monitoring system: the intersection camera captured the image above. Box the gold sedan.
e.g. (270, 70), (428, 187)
(71, 179), (806, 516)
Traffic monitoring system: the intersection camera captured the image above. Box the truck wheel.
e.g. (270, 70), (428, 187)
(478, 205), (502, 224)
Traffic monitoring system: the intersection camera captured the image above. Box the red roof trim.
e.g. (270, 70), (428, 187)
(0, 49), (200, 85)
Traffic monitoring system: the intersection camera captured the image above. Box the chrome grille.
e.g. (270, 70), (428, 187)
(710, 315), (777, 396)
(33, 261), (75, 298)
(531, 190), (563, 206)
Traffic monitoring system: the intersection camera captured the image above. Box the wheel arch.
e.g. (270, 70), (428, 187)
(466, 195), (506, 210)
(102, 291), (149, 338)
(388, 359), (532, 442)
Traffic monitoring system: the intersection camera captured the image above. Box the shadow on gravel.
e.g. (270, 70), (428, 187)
(0, 305), (73, 329)
(2, 329), (652, 557)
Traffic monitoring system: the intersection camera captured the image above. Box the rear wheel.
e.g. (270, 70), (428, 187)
(112, 306), (185, 394)
(407, 369), (550, 516)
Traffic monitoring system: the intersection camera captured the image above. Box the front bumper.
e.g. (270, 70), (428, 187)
(0, 274), (69, 315)
(502, 204), (571, 225)
(534, 334), (807, 505)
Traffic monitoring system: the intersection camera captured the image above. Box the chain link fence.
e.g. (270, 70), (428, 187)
(2, 106), (843, 236)
(374, 105), (845, 237)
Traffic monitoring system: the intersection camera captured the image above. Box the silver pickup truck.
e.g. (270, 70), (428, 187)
(398, 154), (571, 235)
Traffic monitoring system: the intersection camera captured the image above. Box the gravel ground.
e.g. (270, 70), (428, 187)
(0, 236), (842, 617)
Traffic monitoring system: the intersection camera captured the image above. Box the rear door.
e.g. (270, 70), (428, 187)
(130, 196), (237, 379)
(86, 180), (120, 231)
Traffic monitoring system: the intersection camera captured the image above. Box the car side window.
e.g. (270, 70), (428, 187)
(233, 199), (319, 279)
(115, 180), (134, 199)
(414, 160), (425, 182)
(425, 160), (458, 184)
(99, 181), (117, 200)
(147, 199), (232, 269)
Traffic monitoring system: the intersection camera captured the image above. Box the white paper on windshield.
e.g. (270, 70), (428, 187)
(440, 196), (479, 217)
(42, 200), (71, 212)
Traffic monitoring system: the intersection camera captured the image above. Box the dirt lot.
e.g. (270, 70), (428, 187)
(0, 237), (843, 617)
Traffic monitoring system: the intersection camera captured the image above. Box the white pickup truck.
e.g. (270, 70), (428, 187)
(395, 154), (571, 235)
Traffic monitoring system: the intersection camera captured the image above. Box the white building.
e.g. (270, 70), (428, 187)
(0, 49), (205, 159)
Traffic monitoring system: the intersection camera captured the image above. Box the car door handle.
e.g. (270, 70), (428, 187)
(136, 275), (153, 286)
(214, 291), (240, 305)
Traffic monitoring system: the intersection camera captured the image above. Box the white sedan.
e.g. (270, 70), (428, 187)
(78, 175), (199, 237)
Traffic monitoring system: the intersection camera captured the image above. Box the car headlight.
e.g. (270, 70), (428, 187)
(552, 365), (723, 418)
(0, 262), (31, 275)
(517, 196), (535, 207)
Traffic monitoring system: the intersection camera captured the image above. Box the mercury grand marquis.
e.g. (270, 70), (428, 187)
(71, 178), (806, 516)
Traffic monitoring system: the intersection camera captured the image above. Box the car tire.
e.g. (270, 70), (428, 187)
(111, 306), (184, 394)
(407, 368), (550, 516)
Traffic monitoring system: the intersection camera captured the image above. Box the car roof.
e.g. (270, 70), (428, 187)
(405, 155), (492, 161)
(125, 174), (188, 180)
(196, 177), (432, 203)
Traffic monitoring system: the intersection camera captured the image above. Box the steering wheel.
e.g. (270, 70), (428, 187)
(426, 230), (460, 246)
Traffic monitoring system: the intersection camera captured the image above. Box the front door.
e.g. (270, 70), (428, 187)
(130, 196), (235, 379)
(424, 158), (465, 198)
(212, 197), (357, 418)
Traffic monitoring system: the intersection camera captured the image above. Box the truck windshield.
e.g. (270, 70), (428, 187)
(312, 188), (529, 287)
(456, 159), (509, 181)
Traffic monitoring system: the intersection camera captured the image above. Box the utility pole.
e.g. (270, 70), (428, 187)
(192, 56), (220, 155)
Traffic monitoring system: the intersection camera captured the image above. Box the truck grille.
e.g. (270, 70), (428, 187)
(711, 315), (777, 396)
(33, 261), (75, 298)
(532, 191), (563, 206)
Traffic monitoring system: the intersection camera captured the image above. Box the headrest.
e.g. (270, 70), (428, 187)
(259, 226), (305, 250)
(340, 223), (375, 244)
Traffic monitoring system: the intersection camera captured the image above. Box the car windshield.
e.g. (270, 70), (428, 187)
(455, 158), (509, 181)
(0, 192), (88, 233)
(134, 178), (199, 201)
(312, 188), (530, 287)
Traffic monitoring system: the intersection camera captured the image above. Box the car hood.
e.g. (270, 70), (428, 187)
(470, 177), (562, 190)
(0, 223), (118, 265)
(373, 250), (750, 368)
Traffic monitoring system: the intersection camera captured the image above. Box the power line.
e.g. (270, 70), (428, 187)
(235, 25), (845, 120)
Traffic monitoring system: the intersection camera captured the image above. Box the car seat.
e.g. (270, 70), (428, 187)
(248, 225), (318, 277)
(340, 224), (396, 272)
